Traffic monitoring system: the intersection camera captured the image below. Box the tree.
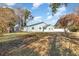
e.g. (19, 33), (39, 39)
(50, 4), (79, 32)
(14, 8), (33, 27)
(23, 9), (33, 26)
(55, 14), (79, 32)
(50, 3), (67, 15)
(0, 17), (8, 33)
(0, 8), (18, 33)
(24, 9), (31, 20)
(13, 8), (33, 32)
(75, 6), (79, 15)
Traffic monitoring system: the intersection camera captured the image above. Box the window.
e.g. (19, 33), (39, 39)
(32, 27), (34, 30)
(39, 27), (41, 29)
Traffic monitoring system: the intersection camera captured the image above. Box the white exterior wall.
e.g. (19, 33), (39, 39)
(23, 23), (46, 32)
(27, 26), (43, 32)
(53, 29), (65, 32)
(44, 26), (54, 32)
(23, 23), (70, 32)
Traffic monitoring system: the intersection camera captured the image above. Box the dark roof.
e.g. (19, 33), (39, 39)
(26, 22), (46, 27)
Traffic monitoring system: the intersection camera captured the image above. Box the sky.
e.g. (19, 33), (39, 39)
(4, 3), (79, 25)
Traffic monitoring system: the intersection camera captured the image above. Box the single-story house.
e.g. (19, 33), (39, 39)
(23, 22), (70, 32)
(23, 22), (52, 32)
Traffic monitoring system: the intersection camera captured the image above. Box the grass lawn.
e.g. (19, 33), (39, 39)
(0, 32), (79, 56)
(0, 32), (53, 56)
(0, 32), (30, 42)
(0, 32), (53, 42)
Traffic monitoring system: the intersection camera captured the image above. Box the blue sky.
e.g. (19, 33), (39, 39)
(6, 3), (79, 25)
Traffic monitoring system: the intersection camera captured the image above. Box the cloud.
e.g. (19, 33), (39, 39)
(32, 3), (43, 9)
(5, 3), (16, 6)
(47, 7), (52, 16)
(27, 16), (43, 25)
(50, 6), (67, 24)
(45, 5), (66, 24)
(44, 15), (53, 24)
(33, 16), (42, 22)
(47, 12), (50, 15)
(54, 6), (66, 17)
(46, 15), (52, 20)
(28, 4), (67, 25)
(48, 7), (51, 12)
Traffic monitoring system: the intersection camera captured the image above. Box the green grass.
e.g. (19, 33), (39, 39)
(0, 32), (76, 43)
(0, 32), (30, 42)
(0, 32), (58, 42)
(0, 32), (50, 42)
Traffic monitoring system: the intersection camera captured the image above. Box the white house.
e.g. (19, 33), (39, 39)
(23, 22), (52, 32)
(44, 25), (54, 32)
(23, 22), (70, 32)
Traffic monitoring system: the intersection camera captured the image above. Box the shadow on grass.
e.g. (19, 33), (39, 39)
(0, 32), (51, 56)
(49, 35), (61, 56)
(7, 47), (40, 56)
(49, 34), (77, 56)
(62, 48), (77, 56)
(0, 34), (40, 56)
(0, 32), (78, 56)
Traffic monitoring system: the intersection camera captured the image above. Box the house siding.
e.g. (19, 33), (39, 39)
(44, 26), (54, 32)
(23, 22), (70, 32)
(23, 23), (46, 32)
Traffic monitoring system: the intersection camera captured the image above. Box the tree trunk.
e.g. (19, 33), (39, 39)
(64, 28), (68, 37)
